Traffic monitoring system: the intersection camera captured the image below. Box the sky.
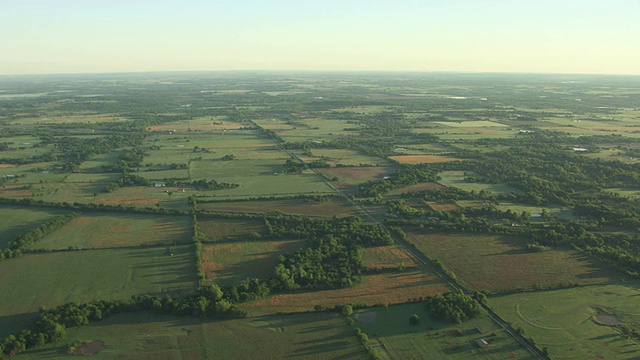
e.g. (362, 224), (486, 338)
(1, 0), (639, 75)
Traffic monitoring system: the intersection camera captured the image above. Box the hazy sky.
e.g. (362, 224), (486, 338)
(1, 0), (639, 75)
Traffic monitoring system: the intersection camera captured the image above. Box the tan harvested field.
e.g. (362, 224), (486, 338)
(245, 270), (450, 315)
(426, 201), (460, 211)
(0, 164), (14, 168)
(202, 240), (306, 286)
(93, 186), (189, 207)
(406, 231), (626, 292)
(363, 244), (420, 269)
(197, 217), (266, 241)
(34, 213), (191, 249)
(389, 154), (466, 164)
(387, 182), (445, 196)
(198, 197), (363, 218)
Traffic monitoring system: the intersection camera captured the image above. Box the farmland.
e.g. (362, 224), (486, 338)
(406, 231), (624, 292)
(202, 239), (306, 286)
(1, 72), (640, 359)
(353, 303), (530, 360)
(16, 311), (365, 359)
(490, 283), (640, 359)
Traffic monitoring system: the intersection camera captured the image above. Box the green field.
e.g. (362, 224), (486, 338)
(406, 231), (624, 292)
(190, 159), (336, 198)
(202, 239), (306, 286)
(493, 201), (577, 221)
(438, 171), (521, 194)
(16, 311), (365, 359)
(33, 213), (191, 250)
(0, 206), (67, 247)
(197, 197), (364, 218)
(0, 246), (196, 338)
(353, 303), (530, 360)
(490, 283), (640, 359)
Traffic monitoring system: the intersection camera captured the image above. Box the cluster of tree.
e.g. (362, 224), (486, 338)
(265, 216), (393, 290)
(283, 159), (307, 174)
(0, 285), (246, 357)
(191, 179), (239, 191)
(0, 213), (77, 261)
(424, 291), (486, 324)
(359, 165), (442, 197)
(55, 133), (145, 171)
(264, 216), (392, 247)
(105, 174), (151, 192)
(100, 147), (147, 173)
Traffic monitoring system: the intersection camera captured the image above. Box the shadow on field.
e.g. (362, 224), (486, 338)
(0, 311), (39, 339)
(88, 311), (202, 328)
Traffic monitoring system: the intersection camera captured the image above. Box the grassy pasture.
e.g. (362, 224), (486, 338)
(435, 120), (508, 128)
(316, 166), (393, 183)
(93, 186), (189, 207)
(393, 143), (454, 154)
(134, 169), (189, 180)
(316, 166), (394, 195)
(406, 231), (625, 292)
(8, 114), (123, 125)
(147, 117), (248, 132)
(33, 213), (191, 250)
(17, 311), (365, 360)
(78, 151), (122, 171)
(202, 239), (306, 286)
(246, 268), (449, 315)
(198, 197), (363, 218)
(190, 160), (335, 198)
(389, 154), (466, 165)
(438, 171), (521, 195)
(387, 182), (445, 196)
(63, 173), (121, 184)
(353, 303), (530, 360)
(0, 206), (67, 248)
(310, 148), (389, 166)
(605, 187), (640, 199)
(0, 162), (66, 184)
(494, 201), (577, 221)
(0, 246), (196, 338)
(197, 217), (266, 241)
(490, 283), (640, 359)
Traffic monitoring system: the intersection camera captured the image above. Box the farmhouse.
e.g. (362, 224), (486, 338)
(153, 183), (166, 187)
(476, 339), (489, 348)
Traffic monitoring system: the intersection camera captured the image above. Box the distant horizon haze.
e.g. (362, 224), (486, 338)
(1, 0), (639, 76)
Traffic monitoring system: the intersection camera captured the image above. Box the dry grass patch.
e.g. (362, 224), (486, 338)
(363, 244), (418, 269)
(389, 155), (466, 164)
(197, 217), (265, 241)
(199, 198), (363, 218)
(426, 201), (460, 211)
(34, 213), (191, 249)
(245, 270), (450, 315)
(407, 231), (625, 292)
(387, 182), (445, 196)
